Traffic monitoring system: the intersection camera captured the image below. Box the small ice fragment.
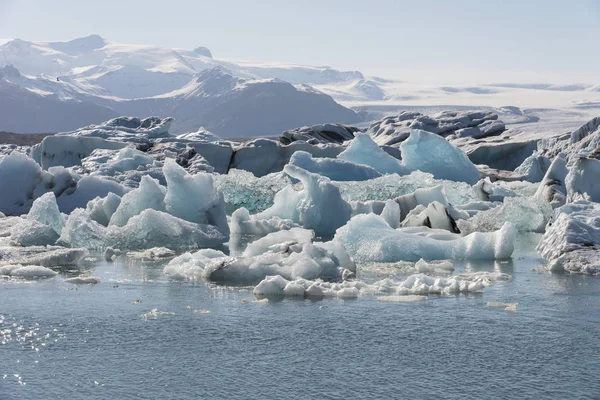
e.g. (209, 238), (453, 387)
(64, 276), (100, 284)
(253, 298), (269, 304)
(504, 303), (518, 313)
(378, 295), (427, 302)
(488, 301), (518, 312)
(132, 300), (141, 304)
(140, 309), (175, 319)
(319, 305), (328, 309)
(104, 247), (121, 262)
(193, 309), (211, 314)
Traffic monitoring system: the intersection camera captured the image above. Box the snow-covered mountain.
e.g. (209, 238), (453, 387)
(2, 34), (600, 136)
(0, 35), (363, 135)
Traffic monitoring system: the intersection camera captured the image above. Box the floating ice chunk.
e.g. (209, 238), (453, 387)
(338, 133), (405, 175)
(164, 249), (228, 281)
(109, 176), (166, 227)
(176, 127), (223, 142)
(128, 247), (176, 260)
(283, 280), (307, 296)
(27, 192), (64, 235)
(515, 154), (551, 183)
(537, 200), (600, 274)
(86, 193), (122, 226)
(10, 219), (59, 247)
(0, 265), (57, 279)
(333, 213), (515, 262)
(252, 269), (507, 299)
(94, 147), (155, 176)
(253, 275), (290, 296)
(7, 247), (89, 267)
(0, 152), (46, 215)
(57, 176), (130, 214)
(59, 208), (107, 249)
(565, 158), (600, 202)
(459, 197), (551, 234)
(205, 238), (352, 285)
(140, 309), (176, 319)
(64, 276), (100, 284)
(104, 247), (122, 261)
(163, 159), (229, 237)
(380, 199), (400, 229)
(414, 258), (454, 274)
(400, 130), (480, 184)
(534, 154), (567, 207)
(229, 207), (299, 236)
(336, 287), (360, 298)
(487, 301), (518, 311)
(106, 209), (226, 251)
(401, 201), (460, 233)
(256, 165), (352, 237)
(473, 178), (518, 202)
(312, 240), (356, 274)
(242, 228), (313, 258)
(31, 135), (127, 169)
(289, 150), (382, 181)
(214, 169), (291, 214)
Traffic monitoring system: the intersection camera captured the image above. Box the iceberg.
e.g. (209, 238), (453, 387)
(163, 159), (229, 238)
(109, 176), (166, 227)
(255, 165), (352, 237)
(289, 150), (382, 181)
(230, 207), (299, 236)
(534, 154), (568, 207)
(337, 133), (405, 175)
(537, 200), (600, 274)
(333, 213), (515, 262)
(565, 157), (600, 202)
(399, 130), (481, 184)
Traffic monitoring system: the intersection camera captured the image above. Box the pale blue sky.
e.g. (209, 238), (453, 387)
(1, 0), (599, 83)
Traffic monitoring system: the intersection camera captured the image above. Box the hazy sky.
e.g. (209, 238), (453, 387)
(1, 0), (599, 83)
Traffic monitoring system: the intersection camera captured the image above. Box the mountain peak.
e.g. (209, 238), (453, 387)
(50, 35), (106, 54)
(0, 65), (21, 80)
(193, 46), (212, 58)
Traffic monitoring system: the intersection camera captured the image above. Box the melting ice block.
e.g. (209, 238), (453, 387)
(537, 200), (600, 274)
(163, 158), (229, 238)
(0, 265), (57, 279)
(256, 164), (352, 237)
(333, 213), (516, 262)
(289, 150), (382, 181)
(337, 133), (405, 175)
(399, 130), (480, 184)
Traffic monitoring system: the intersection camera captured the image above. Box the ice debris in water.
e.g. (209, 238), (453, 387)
(253, 270), (511, 298)
(140, 309), (176, 319)
(0, 265), (57, 279)
(165, 228), (356, 284)
(64, 276), (101, 284)
(487, 301), (518, 313)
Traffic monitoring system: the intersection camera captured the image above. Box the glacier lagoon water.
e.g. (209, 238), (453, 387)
(1, 235), (599, 399)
